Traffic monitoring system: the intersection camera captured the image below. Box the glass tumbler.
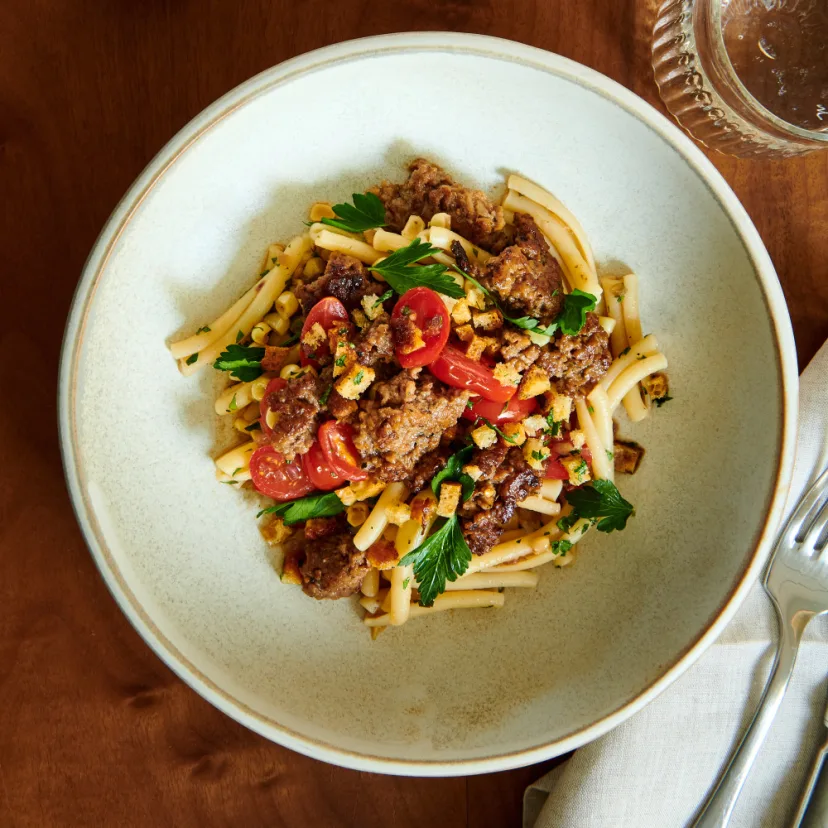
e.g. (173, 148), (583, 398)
(652, 0), (828, 157)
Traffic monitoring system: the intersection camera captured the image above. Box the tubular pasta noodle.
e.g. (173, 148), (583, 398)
(360, 567), (380, 598)
(214, 441), (257, 477)
(427, 226), (492, 264)
(575, 398), (613, 481)
(401, 215), (426, 239)
(353, 482), (408, 552)
(465, 518), (561, 574)
(502, 191), (601, 300)
(372, 228), (413, 254)
(506, 174), (596, 274)
(606, 354), (669, 413)
(448, 571), (539, 590)
(180, 235), (312, 376)
(622, 273), (643, 346)
(600, 334), (660, 389)
(388, 564), (414, 626)
(428, 212), (452, 229)
(598, 316), (616, 335)
(215, 379), (255, 416)
(485, 518), (591, 573)
(358, 588), (388, 614)
(363, 591), (505, 627)
(539, 479), (563, 501)
(312, 227), (382, 264)
(601, 277), (628, 359)
(517, 496), (561, 516)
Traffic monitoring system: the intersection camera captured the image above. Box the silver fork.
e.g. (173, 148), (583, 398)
(692, 467), (828, 828)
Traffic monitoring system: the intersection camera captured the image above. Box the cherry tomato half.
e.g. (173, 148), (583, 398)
(250, 446), (316, 501)
(391, 287), (450, 368)
(462, 394), (538, 424)
(300, 297), (352, 367)
(259, 377), (288, 440)
(543, 456), (570, 480)
(428, 344), (516, 403)
(317, 420), (368, 481)
(303, 440), (346, 491)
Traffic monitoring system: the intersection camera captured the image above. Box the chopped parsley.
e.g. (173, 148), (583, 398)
(319, 384), (333, 406)
(244, 421), (262, 432)
(221, 480), (239, 485)
(480, 417), (517, 444)
(588, 404), (595, 414)
(550, 539), (572, 556)
(354, 370), (364, 384)
(399, 515), (472, 606)
(257, 491), (344, 524)
(335, 354), (347, 368)
(557, 513), (579, 533)
(620, 347), (630, 356)
(196, 326), (211, 334)
(402, 577), (411, 590)
(654, 395), (673, 408)
(431, 445), (475, 502)
(566, 479), (634, 533)
(228, 394), (238, 412)
(235, 330), (244, 343)
(369, 238), (465, 298)
(400, 305), (412, 316)
(232, 467), (243, 476)
(213, 343), (265, 382)
(531, 450), (546, 461)
(606, 450), (614, 462)
(185, 353), (198, 365)
(546, 414), (563, 437)
(320, 192), (386, 233)
(373, 290), (394, 307)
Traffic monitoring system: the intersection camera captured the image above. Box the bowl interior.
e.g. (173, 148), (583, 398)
(67, 39), (787, 771)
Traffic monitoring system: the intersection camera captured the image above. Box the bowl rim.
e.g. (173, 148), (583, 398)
(58, 31), (798, 776)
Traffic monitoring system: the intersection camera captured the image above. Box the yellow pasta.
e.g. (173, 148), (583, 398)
(312, 227), (383, 264)
(353, 482), (409, 552)
(363, 591), (505, 627)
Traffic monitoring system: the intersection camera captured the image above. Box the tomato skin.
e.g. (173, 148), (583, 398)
(428, 345), (516, 403)
(259, 378), (288, 440)
(317, 420), (368, 481)
(299, 297), (352, 367)
(250, 446), (316, 501)
(462, 394), (538, 424)
(391, 287), (450, 368)
(303, 441), (346, 491)
(544, 456), (570, 480)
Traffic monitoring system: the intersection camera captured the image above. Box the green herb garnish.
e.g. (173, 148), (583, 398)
(373, 289), (394, 307)
(480, 417), (517, 445)
(319, 384), (333, 406)
(185, 353), (198, 365)
(565, 479), (634, 533)
(320, 192), (386, 234)
(369, 238), (465, 298)
(228, 394), (238, 412)
(257, 491), (344, 525)
(399, 515), (472, 606)
(431, 445), (475, 502)
(214, 343), (265, 382)
(244, 421), (262, 432)
(654, 395), (673, 408)
(196, 326), (211, 334)
(550, 539), (573, 556)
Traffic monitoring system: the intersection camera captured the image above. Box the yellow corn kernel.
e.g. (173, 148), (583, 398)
(347, 502), (370, 527)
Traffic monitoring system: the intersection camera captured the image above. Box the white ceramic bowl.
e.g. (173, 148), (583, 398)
(59, 33), (798, 775)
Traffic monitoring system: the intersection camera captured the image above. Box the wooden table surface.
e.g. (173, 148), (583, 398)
(1, 2), (826, 826)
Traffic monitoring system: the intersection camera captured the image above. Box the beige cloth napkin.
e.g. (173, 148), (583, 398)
(525, 338), (828, 828)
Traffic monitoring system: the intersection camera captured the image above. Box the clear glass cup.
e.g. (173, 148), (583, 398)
(652, 0), (828, 157)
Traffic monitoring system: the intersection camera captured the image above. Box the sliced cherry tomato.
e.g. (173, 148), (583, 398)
(259, 377), (287, 440)
(300, 297), (352, 367)
(462, 394), (538, 424)
(317, 420), (368, 481)
(250, 446), (316, 501)
(428, 344), (516, 403)
(391, 287), (450, 368)
(544, 456), (570, 480)
(303, 441), (346, 491)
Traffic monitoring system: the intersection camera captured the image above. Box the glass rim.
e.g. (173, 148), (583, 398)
(709, 0), (828, 145)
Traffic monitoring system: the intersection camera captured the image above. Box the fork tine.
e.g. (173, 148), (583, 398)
(805, 499), (828, 553)
(787, 468), (828, 543)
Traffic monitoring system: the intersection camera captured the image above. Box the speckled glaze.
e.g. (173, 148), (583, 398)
(59, 33), (797, 776)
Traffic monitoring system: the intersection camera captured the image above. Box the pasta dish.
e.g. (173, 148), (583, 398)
(169, 160), (670, 636)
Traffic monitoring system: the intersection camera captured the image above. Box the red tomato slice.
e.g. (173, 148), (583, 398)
(462, 394), (538, 424)
(300, 297), (352, 367)
(303, 441), (346, 491)
(259, 377), (287, 440)
(428, 344), (516, 403)
(391, 287), (450, 368)
(250, 446), (316, 501)
(317, 420), (368, 481)
(544, 456), (570, 480)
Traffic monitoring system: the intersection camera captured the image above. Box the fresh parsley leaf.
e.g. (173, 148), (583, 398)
(319, 384), (332, 406)
(257, 491), (344, 524)
(431, 445), (475, 502)
(196, 325), (211, 334)
(465, 399), (474, 410)
(373, 289), (394, 307)
(654, 395), (673, 408)
(558, 289), (598, 336)
(546, 414), (562, 437)
(185, 353), (198, 365)
(279, 332), (300, 347)
(550, 539), (572, 556)
(214, 343), (265, 382)
(399, 515), (471, 606)
(235, 329), (244, 343)
(369, 238), (465, 298)
(244, 421), (262, 432)
(320, 192), (386, 233)
(565, 479), (634, 533)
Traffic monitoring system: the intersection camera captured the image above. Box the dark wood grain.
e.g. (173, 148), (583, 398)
(0, 1), (825, 826)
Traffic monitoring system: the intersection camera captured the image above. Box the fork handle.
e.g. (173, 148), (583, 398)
(691, 614), (803, 828)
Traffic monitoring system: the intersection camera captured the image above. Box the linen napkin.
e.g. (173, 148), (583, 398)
(525, 338), (828, 828)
